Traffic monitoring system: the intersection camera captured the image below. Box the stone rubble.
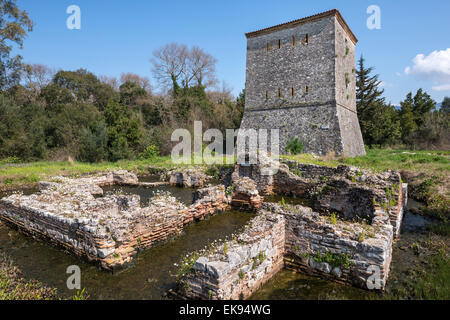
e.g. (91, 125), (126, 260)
(0, 156), (407, 296)
(233, 154), (406, 238)
(230, 177), (264, 211)
(163, 168), (212, 188)
(0, 171), (230, 270)
(178, 211), (285, 300)
(174, 155), (407, 298)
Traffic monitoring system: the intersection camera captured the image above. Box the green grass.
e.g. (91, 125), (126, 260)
(0, 155), (236, 190)
(282, 148), (450, 173)
(386, 235), (450, 300)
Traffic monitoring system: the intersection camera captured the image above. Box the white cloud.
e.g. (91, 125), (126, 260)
(405, 48), (450, 91)
(432, 84), (450, 91)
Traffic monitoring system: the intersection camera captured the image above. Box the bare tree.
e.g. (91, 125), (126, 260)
(120, 72), (152, 93)
(151, 43), (217, 92)
(22, 64), (54, 92)
(98, 75), (119, 91)
(151, 43), (188, 91)
(207, 81), (233, 104)
(189, 46), (217, 88)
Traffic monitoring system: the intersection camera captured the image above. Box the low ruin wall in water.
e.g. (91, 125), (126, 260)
(0, 171), (233, 271)
(175, 211), (285, 300)
(174, 156), (407, 298)
(0, 157), (407, 296)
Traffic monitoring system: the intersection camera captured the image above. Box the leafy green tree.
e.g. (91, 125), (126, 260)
(0, 0), (33, 90)
(119, 80), (147, 106)
(0, 94), (29, 158)
(412, 89), (436, 126)
(440, 96), (450, 114)
(103, 100), (141, 161)
(39, 83), (75, 105)
(78, 121), (108, 162)
(399, 92), (417, 143)
(51, 69), (117, 110)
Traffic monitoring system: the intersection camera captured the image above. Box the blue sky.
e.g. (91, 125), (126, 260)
(14, 0), (450, 105)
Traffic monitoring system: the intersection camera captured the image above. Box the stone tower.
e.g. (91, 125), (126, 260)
(240, 9), (366, 157)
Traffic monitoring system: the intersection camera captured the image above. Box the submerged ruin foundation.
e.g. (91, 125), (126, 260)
(0, 156), (407, 297)
(0, 171), (230, 270)
(174, 155), (407, 299)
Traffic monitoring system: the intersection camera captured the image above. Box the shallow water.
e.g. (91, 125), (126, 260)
(0, 210), (253, 299)
(0, 180), (254, 299)
(0, 180), (432, 300)
(251, 198), (431, 300)
(250, 269), (378, 300)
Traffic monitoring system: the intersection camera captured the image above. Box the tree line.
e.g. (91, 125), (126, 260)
(0, 0), (448, 164)
(356, 57), (449, 150)
(0, 1), (243, 162)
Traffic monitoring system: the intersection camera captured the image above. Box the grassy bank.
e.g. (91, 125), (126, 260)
(0, 148), (448, 300)
(0, 157), (171, 192)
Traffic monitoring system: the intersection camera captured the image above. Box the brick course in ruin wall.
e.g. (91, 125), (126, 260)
(266, 203), (393, 290)
(0, 173), (233, 271)
(176, 211), (285, 300)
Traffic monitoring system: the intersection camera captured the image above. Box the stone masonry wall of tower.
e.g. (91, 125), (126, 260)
(240, 10), (366, 157)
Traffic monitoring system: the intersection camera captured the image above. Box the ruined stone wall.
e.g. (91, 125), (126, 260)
(0, 174), (233, 271)
(265, 203), (393, 290)
(178, 211), (285, 300)
(182, 185), (231, 225)
(234, 157), (406, 237)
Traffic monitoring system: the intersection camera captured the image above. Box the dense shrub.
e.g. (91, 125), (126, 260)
(286, 137), (304, 155)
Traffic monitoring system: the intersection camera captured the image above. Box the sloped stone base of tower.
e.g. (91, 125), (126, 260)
(239, 101), (365, 157)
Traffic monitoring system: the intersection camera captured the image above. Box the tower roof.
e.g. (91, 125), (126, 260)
(245, 9), (357, 45)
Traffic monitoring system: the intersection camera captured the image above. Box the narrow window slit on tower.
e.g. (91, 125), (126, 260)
(278, 88), (282, 98)
(290, 87), (294, 96)
(265, 90), (269, 100)
(292, 36), (296, 46)
(277, 39), (281, 49)
(302, 34), (309, 44)
(305, 86), (309, 95)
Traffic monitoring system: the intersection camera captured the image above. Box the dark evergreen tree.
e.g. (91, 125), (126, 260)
(356, 56), (399, 146)
(440, 96), (450, 114)
(412, 89), (436, 126)
(399, 92), (417, 143)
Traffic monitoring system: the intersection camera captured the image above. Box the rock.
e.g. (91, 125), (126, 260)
(332, 267), (342, 278)
(206, 261), (229, 279)
(97, 247), (115, 259)
(113, 170), (139, 185)
(193, 257), (209, 272)
(167, 169), (210, 188)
